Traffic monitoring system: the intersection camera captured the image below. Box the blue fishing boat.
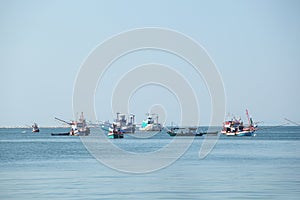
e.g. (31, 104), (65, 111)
(221, 109), (257, 136)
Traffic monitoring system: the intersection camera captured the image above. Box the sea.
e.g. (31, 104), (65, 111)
(0, 126), (299, 199)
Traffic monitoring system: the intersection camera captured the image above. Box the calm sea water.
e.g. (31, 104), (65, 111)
(0, 126), (299, 199)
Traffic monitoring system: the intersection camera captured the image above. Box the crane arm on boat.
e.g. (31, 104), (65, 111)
(54, 117), (72, 125)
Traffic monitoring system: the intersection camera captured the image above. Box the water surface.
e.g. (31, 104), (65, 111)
(0, 127), (299, 199)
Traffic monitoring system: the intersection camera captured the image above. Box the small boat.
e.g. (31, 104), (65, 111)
(221, 109), (257, 136)
(32, 123), (39, 132)
(54, 112), (90, 136)
(167, 127), (211, 136)
(139, 113), (162, 131)
(107, 123), (124, 139)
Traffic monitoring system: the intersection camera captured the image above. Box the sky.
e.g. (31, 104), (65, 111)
(0, 0), (300, 126)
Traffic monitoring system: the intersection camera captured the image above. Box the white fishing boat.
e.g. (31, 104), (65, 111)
(72, 112), (90, 136)
(101, 113), (136, 134)
(53, 112), (90, 136)
(139, 113), (162, 131)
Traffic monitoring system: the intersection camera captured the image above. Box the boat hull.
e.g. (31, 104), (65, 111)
(221, 130), (254, 136)
(166, 127), (217, 137)
(51, 131), (90, 136)
(108, 133), (124, 139)
(235, 131), (254, 136)
(167, 131), (218, 137)
(139, 124), (162, 131)
(167, 132), (203, 137)
(101, 124), (135, 134)
(74, 131), (90, 136)
(51, 132), (70, 136)
(120, 126), (135, 133)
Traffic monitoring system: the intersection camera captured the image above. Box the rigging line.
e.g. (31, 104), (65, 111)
(257, 122), (290, 130)
(284, 118), (300, 126)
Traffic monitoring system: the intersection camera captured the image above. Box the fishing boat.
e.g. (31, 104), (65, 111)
(101, 113), (136, 134)
(139, 113), (162, 131)
(167, 127), (202, 136)
(167, 127), (218, 136)
(53, 112), (90, 136)
(32, 123), (39, 132)
(107, 123), (124, 139)
(115, 113), (136, 133)
(221, 109), (257, 136)
(73, 112), (90, 136)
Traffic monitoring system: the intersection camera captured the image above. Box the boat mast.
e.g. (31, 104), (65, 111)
(246, 109), (251, 126)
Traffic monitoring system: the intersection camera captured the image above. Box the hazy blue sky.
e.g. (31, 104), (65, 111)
(1, 0), (299, 126)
